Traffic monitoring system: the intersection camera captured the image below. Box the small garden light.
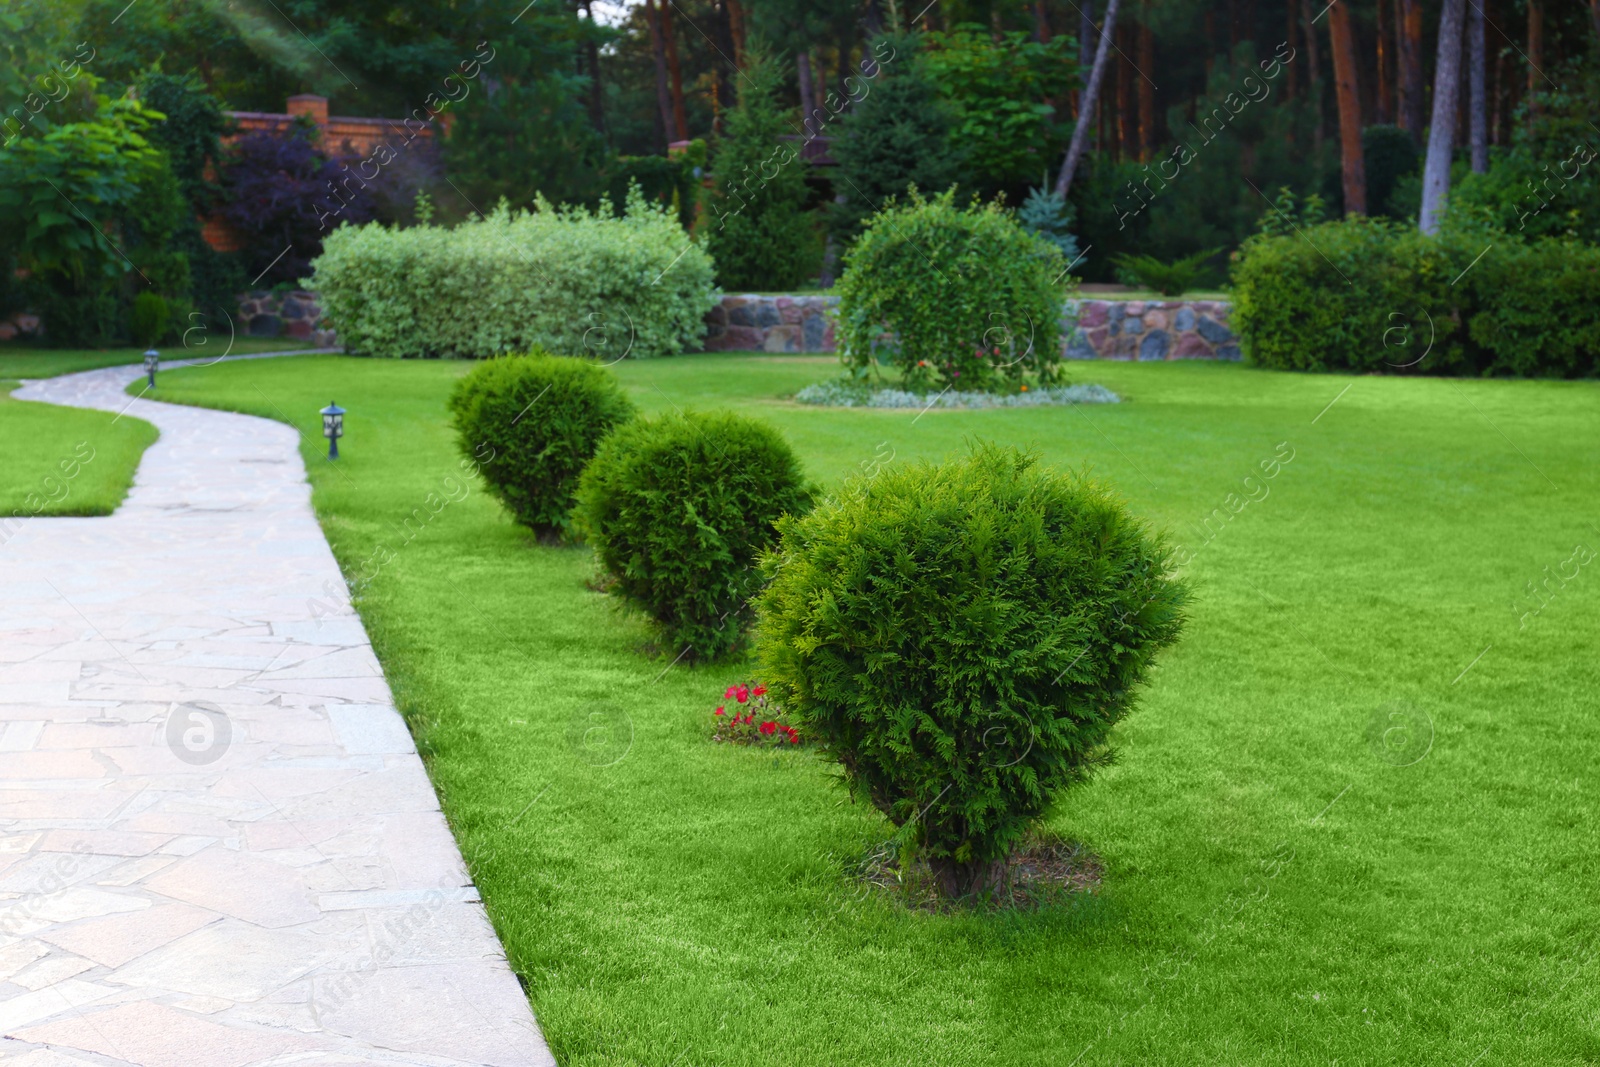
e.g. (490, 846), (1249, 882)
(144, 349), (159, 388)
(320, 401), (345, 460)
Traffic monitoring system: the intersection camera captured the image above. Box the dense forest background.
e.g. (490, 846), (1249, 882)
(3, 0), (1598, 290)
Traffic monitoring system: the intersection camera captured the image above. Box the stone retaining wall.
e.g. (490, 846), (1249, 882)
(699, 293), (1238, 361)
(218, 290), (1237, 361)
(703, 294), (838, 353)
(235, 290), (337, 346)
(1064, 299), (1239, 361)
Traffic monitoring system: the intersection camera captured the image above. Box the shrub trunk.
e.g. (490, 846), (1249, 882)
(929, 854), (1010, 899)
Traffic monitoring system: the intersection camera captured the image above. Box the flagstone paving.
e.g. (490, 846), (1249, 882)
(0, 361), (554, 1066)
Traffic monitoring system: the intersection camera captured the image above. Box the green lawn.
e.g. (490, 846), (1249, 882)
(0, 382), (158, 518)
(140, 352), (1600, 1065)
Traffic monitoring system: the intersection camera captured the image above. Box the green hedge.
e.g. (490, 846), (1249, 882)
(309, 184), (717, 360)
(1232, 219), (1600, 377)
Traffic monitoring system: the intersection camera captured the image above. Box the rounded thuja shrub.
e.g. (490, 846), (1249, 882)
(575, 410), (813, 660)
(756, 443), (1187, 899)
(448, 352), (635, 540)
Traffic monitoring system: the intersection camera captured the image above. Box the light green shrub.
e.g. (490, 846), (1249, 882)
(309, 185), (718, 359)
(836, 188), (1068, 392)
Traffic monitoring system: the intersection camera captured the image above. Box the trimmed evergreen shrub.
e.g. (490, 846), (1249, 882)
(448, 353), (635, 540)
(756, 443), (1186, 899)
(836, 188), (1069, 391)
(575, 411), (812, 660)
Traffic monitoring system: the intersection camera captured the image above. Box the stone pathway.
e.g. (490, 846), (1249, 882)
(0, 362), (554, 1066)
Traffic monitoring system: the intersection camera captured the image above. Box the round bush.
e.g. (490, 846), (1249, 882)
(448, 352), (635, 539)
(575, 411), (812, 661)
(836, 187), (1070, 392)
(755, 443), (1186, 898)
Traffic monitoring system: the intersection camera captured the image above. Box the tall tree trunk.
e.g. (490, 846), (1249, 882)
(714, 0), (737, 136)
(1375, 0), (1393, 123)
(1526, 0), (1543, 122)
(645, 0), (675, 153)
(1284, 0), (1298, 100)
(1397, 0), (1424, 143)
(660, 0), (689, 141)
(1300, 0), (1325, 155)
(797, 51), (818, 134)
(1076, 0), (1095, 119)
(580, 0), (606, 138)
(1469, 0), (1487, 171)
(1116, 21), (1133, 160)
(1419, 0), (1466, 234)
(1055, 0), (1121, 198)
(727, 0), (747, 65)
(1591, 0), (1600, 47)
(1034, 0), (1052, 42)
(1204, 8), (1216, 77)
(1137, 9), (1155, 158)
(1328, 0), (1367, 215)
(1492, 32), (1507, 145)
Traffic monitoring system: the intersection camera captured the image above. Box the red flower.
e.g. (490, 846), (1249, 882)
(735, 686), (750, 704)
(789, 734), (800, 744)
(714, 707), (725, 716)
(752, 685), (767, 697)
(724, 685), (738, 699)
(759, 721), (777, 735)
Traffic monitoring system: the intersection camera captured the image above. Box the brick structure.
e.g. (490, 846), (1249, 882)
(201, 94), (444, 253)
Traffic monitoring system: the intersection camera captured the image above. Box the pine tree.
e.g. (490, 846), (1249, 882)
(703, 50), (816, 292)
(828, 33), (963, 245)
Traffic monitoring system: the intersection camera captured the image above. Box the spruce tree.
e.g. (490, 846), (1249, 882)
(828, 34), (963, 245)
(704, 51), (816, 292)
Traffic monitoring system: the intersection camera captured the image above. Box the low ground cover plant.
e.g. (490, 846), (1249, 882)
(310, 184), (716, 359)
(756, 442), (1186, 899)
(447, 352), (634, 540)
(576, 410), (812, 661)
(835, 188), (1071, 393)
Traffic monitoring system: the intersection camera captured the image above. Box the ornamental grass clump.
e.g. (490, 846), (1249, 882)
(756, 443), (1187, 899)
(575, 411), (813, 661)
(448, 352), (635, 540)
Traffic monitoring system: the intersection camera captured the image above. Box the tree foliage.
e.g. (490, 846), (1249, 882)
(703, 49), (816, 291)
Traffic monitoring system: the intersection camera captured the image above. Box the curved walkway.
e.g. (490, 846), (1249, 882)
(0, 362), (553, 1067)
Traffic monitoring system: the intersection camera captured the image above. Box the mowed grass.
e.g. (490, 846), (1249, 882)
(0, 383), (157, 517)
(147, 352), (1600, 1066)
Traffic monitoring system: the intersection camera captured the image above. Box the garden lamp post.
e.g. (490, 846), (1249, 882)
(321, 402), (345, 460)
(143, 349), (158, 389)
